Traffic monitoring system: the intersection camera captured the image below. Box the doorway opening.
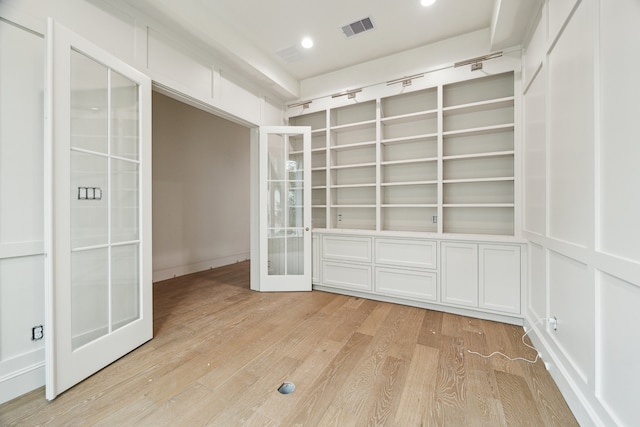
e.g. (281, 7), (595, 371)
(151, 91), (252, 286)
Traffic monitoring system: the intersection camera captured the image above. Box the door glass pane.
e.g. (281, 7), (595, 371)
(71, 248), (108, 350)
(71, 151), (108, 249)
(70, 50), (107, 154)
(267, 131), (304, 276)
(111, 71), (139, 160)
(111, 243), (139, 331)
(287, 154), (303, 181)
(268, 233), (284, 275)
(111, 159), (139, 243)
(287, 235), (304, 275)
(268, 182), (285, 229)
(288, 187), (303, 228)
(267, 134), (285, 181)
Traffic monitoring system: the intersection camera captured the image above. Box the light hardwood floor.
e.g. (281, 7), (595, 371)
(0, 261), (577, 426)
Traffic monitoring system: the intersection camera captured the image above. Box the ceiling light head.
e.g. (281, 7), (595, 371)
(301, 37), (313, 49)
(421, 0), (437, 6)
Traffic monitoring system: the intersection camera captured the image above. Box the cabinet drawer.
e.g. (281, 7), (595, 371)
(375, 267), (437, 302)
(375, 238), (437, 269)
(322, 236), (372, 263)
(322, 261), (372, 291)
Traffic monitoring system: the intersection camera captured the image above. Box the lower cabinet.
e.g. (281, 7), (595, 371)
(478, 244), (521, 314)
(312, 235), (320, 284)
(313, 232), (523, 320)
(321, 235), (373, 291)
(441, 241), (521, 315)
(374, 238), (437, 301)
(441, 242), (478, 307)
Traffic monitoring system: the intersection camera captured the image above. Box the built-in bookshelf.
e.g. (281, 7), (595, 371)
(289, 71), (516, 236)
(380, 87), (439, 233)
(442, 72), (515, 235)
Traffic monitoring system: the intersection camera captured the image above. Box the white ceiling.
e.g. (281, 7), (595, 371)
(197, 0), (497, 81)
(114, 0), (539, 99)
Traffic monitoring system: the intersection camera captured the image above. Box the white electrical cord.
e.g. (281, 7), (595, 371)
(467, 317), (549, 364)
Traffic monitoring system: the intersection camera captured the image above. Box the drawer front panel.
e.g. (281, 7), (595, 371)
(322, 236), (372, 263)
(375, 238), (437, 269)
(322, 261), (372, 291)
(375, 267), (437, 301)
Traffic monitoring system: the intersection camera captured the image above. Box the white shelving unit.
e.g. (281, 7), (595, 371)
(328, 100), (377, 230)
(289, 111), (328, 228)
(290, 71), (516, 237)
(288, 69), (523, 324)
(442, 73), (515, 235)
(380, 87), (439, 233)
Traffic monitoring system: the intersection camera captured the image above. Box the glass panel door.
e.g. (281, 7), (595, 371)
(69, 48), (142, 348)
(46, 20), (152, 400)
(259, 126), (311, 291)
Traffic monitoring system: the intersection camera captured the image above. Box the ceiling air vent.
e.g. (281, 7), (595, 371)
(275, 45), (304, 63)
(341, 17), (374, 38)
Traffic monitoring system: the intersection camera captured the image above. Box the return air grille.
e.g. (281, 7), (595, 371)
(341, 17), (374, 38)
(276, 45), (304, 63)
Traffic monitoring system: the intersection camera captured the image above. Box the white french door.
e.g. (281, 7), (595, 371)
(258, 126), (312, 291)
(45, 20), (152, 399)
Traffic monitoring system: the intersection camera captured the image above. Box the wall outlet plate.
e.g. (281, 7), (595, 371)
(32, 325), (43, 341)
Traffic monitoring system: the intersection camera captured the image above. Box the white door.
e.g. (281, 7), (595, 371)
(45, 20), (152, 400)
(258, 126), (311, 291)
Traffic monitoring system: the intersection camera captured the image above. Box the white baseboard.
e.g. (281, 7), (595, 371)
(0, 358), (45, 405)
(524, 316), (606, 427)
(152, 251), (250, 283)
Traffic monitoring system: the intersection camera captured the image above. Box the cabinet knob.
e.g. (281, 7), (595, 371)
(305, 227), (310, 231)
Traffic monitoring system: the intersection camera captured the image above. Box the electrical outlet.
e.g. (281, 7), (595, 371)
(549, 316), (558, 331)
(432, 215), (438, 224)
(32, 325), (43, 341)
(338, 214), (342, 222)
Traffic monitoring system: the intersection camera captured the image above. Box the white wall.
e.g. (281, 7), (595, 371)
(0, 0), (284, 128)
(152, 92), (251, 281)
(522, 1), (640, 425)
(299, 28), (497, 101)
(0, 0), (282, 404)
(0, 18), (46, 403)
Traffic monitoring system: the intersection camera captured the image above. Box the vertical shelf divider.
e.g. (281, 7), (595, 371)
(437, 84), (444, 235)
(375, 98), (382, 232)
(324, 108), (331, 229)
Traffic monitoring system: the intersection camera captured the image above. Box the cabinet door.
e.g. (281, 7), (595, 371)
(479, 244), (521, 314)
(441, 242), (478, 307)
(312, 234), (320, 284)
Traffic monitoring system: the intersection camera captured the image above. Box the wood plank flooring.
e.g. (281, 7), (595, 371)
(0, 261), (577, 426)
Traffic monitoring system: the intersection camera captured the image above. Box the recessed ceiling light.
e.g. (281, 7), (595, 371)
(301, 37), (314, 49)
(421, 0), (436, 6)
